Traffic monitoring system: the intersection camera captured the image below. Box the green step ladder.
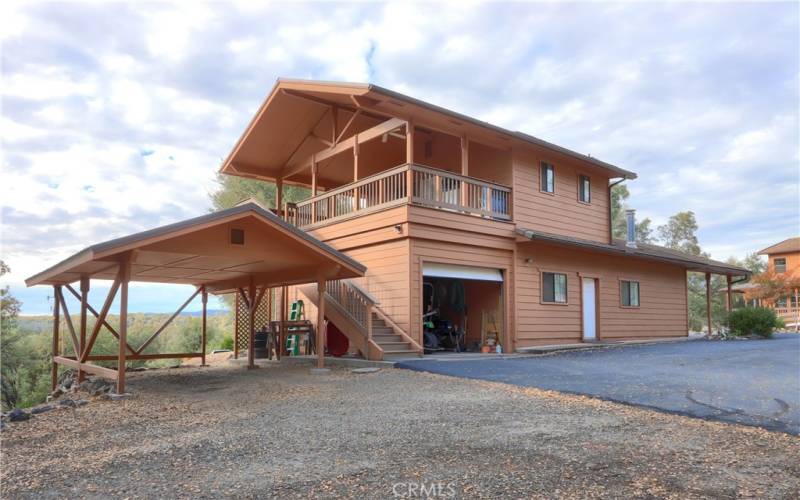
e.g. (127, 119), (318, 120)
(286, 299), (304, 356)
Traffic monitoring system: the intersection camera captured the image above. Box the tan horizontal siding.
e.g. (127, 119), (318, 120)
(515, 241), (687, 348)
(512, 148), (611, 244)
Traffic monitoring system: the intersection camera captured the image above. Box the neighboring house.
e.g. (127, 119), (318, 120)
(736, 237), (800, 327)
(219, 79), (747, 357)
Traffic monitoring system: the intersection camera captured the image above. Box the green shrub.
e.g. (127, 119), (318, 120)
(220, 334), (234, 350)
(727, 307), (782, 338)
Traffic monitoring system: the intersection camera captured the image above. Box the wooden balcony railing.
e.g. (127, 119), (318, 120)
(285, 163), (512, 229)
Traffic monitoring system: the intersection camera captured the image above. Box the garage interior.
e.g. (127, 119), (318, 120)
(422, 263), (504, 354)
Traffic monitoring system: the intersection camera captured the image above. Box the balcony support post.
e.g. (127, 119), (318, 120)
(353, 135), (359, 212)
(311, 156), (317, 223)
(406, 121), (414, 202)
(276, 178), (283, 220)
(461, 135), (469, 208)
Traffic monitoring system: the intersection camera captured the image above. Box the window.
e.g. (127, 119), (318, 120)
(621, 280), (640, 307)
(774, 258), (787, 273)
(579, 175), (591, 203)
(230, 228), (245, 245)
(776, 297), (788, 308)
(542, 272), (567, 303)
(540, 162), (555, 193)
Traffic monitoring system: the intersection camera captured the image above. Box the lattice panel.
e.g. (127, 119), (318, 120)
(234, 288), (277, 355)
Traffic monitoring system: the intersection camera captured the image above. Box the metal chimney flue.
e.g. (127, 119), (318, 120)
(625, 209), (637, 249)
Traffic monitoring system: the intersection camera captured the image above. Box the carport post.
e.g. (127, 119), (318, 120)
(247, 281), (256, 369)
(78, 276), (90, 383)
(201, 286), (207, 366)
(705, 272), (712, 336)
(117, 257), (131, 394)
(51, 285), (61, 390)
(316, 279), (326, 369)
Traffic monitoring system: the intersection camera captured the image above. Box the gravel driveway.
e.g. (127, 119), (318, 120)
(2, 364), (798, 498)
(398, 334), (800, 435)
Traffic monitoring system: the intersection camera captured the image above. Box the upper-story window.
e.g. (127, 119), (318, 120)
(579, 175), (591, 203)
(774, 258), (787, 273)
(541, 162), (555, 193)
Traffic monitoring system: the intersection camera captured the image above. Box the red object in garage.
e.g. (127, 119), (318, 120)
(326, 322), (350, 357)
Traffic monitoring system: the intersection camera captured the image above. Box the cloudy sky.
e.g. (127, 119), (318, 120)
(1, 1), (798, 314)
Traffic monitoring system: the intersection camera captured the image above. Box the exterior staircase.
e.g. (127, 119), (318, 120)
(298, 279), (422, 361)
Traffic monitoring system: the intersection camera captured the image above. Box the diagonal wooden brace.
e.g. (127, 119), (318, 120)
(56, 287), (80, 357)
(135, 287), (202, 355)
(80, 277), (121, 362)
(65, 284), (136, 355)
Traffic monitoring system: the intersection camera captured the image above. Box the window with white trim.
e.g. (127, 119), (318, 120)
(541, 162), (555, 193)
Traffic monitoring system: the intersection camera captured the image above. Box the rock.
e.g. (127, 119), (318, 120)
(131, 367), (147, 372)
(106, 392), (132, 401)
(75, 399), (89, 407)
(31, 405), (55, 415)
(8, 409), (30, 422)
(351, 367), (381, 374)
(59, 399), (77, 408)
(50, 388), (63, 398)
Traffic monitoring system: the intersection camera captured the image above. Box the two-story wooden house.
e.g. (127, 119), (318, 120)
(220, 79), (748, 358)
(745, 237), (800, 326)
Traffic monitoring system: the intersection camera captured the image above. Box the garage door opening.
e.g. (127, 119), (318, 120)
(422, 263), (504, 354)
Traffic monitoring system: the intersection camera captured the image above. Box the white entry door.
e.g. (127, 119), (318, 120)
(582, 278), (597, 341)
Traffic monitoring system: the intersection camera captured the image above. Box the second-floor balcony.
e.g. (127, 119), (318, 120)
(285, 163), (512, 230)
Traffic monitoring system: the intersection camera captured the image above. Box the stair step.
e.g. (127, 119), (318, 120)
(372, 327), (394, 335)
(372, 334), (403, 343)
(377, 341), (411, 349)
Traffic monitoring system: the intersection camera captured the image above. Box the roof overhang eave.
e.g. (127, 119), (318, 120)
(517, 229), (750, 277)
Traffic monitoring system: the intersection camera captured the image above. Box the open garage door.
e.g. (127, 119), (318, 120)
(422, 263), (503, 282)
(422, 263), (504, 354)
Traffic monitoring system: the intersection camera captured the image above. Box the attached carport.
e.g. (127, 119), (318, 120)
(25, 201), (366, 393)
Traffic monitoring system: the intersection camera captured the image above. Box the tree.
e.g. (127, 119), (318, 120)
(741, 252), (766, 275)
(610, 184), (654, 243)
(1, 261), (23, 409)
(657, 211), (701, 256)
(211, 174), (309, 212)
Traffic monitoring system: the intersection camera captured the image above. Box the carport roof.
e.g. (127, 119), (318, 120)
(25, 201), (366, 291)
(517, 228), (750, 276)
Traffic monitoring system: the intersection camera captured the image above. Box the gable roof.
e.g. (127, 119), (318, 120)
(758, 237), (800, 256)
(25, 202), (366, 290)
(517, 228), (749, 276)
(220, 78), (637, 184)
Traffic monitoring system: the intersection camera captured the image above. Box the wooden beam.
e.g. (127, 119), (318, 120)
(276, 178), (284, 219)
(317, 279), (326, 369)
(247, 281), (256, 369)
(726, 275), (732, 313)
(331, 106), (338, 143)
(201, 287), (208, 366)
(117, 255), (131, 394)
(335, 109), (362, 144)
(705, 272), (712, 336)
(55, 287), (80, 357)
(78, 276), (90, 383)
(406, 120), (415, 202)
(83, 353), (203, 361)
(135, 287), (201, 355)
(80, 277), (121, 362)
(283, 117), (406, 177)
(65, 284), (136, 355)
(281, 286), (288, 358)
(237, 287), (250, 311)
(54, 356), (118, 381)
(51, 285), (61, 390)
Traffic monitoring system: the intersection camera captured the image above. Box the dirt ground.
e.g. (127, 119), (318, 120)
(1, 364), (798, 499)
